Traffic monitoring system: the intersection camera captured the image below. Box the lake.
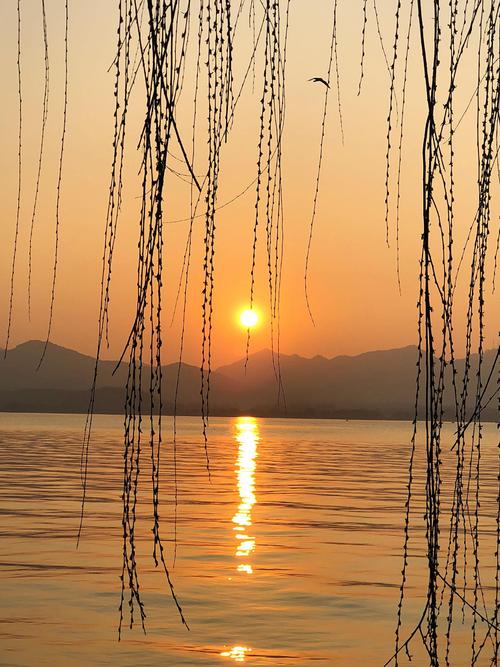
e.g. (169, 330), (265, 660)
(0, 413), (498, 666)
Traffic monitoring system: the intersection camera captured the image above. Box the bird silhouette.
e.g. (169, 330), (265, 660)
(309, 76), (330, 89)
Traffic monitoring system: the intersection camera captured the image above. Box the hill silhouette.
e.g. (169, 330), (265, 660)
(0, 341), (497, 420)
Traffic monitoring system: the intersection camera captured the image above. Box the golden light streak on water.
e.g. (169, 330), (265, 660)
(220, 645), (252, 662)
(232, 417), (258, 573)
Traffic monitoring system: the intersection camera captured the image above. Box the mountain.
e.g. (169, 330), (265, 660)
(0, 341), (242, 415)
(217, 345), (420, 418)
(0, 340), (127, 391)
(218, 346), (498, 419)
(0, 340), (497, 420)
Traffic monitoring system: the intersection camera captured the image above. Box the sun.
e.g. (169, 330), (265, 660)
(240, 309), (259, 329)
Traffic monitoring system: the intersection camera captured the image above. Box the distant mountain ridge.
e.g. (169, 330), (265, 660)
(0, 340), (497, 420)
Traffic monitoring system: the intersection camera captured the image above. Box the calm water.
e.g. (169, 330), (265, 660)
(0, 413), (498, 666)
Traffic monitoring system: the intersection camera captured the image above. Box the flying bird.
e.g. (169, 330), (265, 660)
(309, 76), (330, 89)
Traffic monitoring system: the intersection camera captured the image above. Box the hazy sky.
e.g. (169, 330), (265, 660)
(0, 1), (498, 366)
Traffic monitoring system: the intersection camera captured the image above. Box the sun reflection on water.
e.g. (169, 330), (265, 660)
(232, 417), (258, 573)
(220, 645), (252, 662)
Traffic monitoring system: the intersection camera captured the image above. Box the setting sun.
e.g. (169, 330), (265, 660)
(239, 309), (259, 329)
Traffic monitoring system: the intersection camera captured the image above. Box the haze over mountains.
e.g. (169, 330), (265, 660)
(0, 340), (497, 420)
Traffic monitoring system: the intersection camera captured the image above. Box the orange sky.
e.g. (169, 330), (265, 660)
(0, 1), (498, 366)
